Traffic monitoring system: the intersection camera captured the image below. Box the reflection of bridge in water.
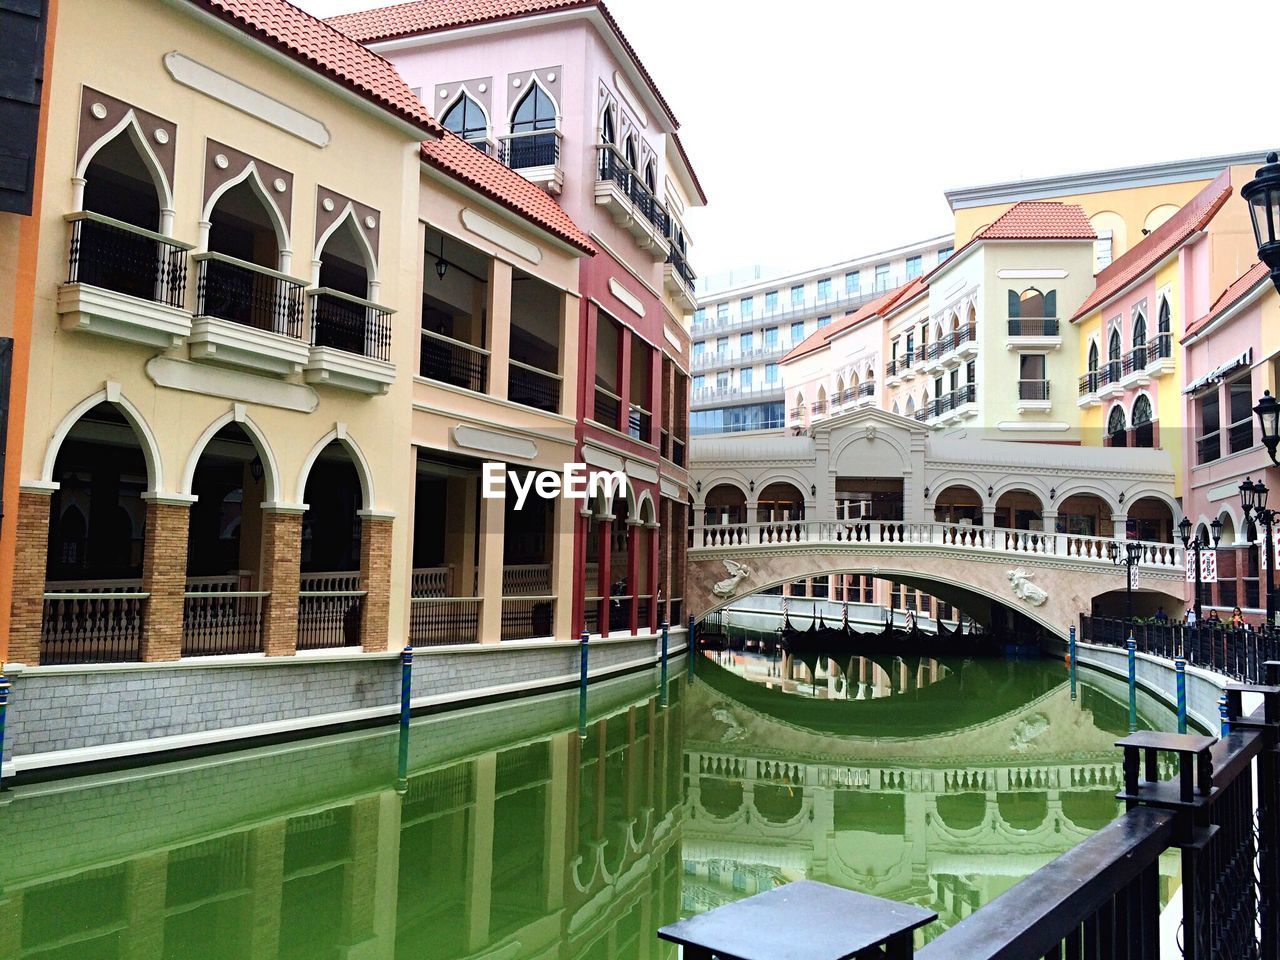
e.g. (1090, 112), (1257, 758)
(680, 660), (1181, 934)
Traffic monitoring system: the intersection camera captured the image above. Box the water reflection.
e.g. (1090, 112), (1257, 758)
(1, 656), (1181, 957)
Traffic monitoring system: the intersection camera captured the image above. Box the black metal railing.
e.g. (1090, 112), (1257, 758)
(1124, 345), (1148, 375)
(1079, 360), (1125, 396)
(297, 589), (363, 650)
(671, 437), (686, 467)
(1082, 614), (1280, 684)
(309, 288), (393, 361)
(597, 146), (667, 234)
(500, 597), (555, 641)
(628, 404), (651, 441)
(811, 401), (827, 415)
(501, 131), (559, 170)
(182, 589), (266, 656)
(886, 358), (901, 377)
(409, 598), (480, 646)
(66, 212), (189, 307)
(925, 324), (978, 361)
(1148, 332), (1172, 361)
(1006, 317), (1060, 337)
(1229, 419), (1255, 454)
(609, 594), (634, 634)
(1197, 431), (1221, 465)
(420, 329), (488, 392)
(40, 589), (146, 664)
(508, 360), (561, 413)
(858, 382), (875, 397)
(195, 253), (304, 337)
(667, 244), (696, 288)
(1018, 379), (1050, 401)
(594, 387), (622, 429)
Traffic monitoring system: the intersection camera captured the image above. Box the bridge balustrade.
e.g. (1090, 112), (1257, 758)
(696, 519), (1183, 570)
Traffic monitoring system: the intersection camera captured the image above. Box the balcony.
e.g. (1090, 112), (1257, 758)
(692, 285), (904, 338)
(690, 381), (784, 408)
(593, 386), (623, 430)
(57, 211), (193, 348)
(1076, 360), (1124, 407)
(304, 288), (395, 394)
(1116, 345), (1152, 388)
(885, 357), (903, 385)
(924, 323), (978, 372)
(508, 359), (561, 413)
(1017, 379), (1051, 413)
(1005, 317), (1061, 350)
(900, 350), (919, 381)
(914, 383), (978, 424)
(693, 340), (789, 370)
(595, 145), (669, 255)
(189, 253), (310, 376)
(1145, 333), (1174, 376)
(420, 328), (488, 393)
(664, 243), (697, 310)
(500, 130), (563, 195)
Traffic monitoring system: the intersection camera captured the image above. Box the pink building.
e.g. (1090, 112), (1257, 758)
(332, 0), (705, 634)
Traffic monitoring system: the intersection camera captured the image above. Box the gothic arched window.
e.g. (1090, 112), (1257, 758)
(442, 94), (488, 145)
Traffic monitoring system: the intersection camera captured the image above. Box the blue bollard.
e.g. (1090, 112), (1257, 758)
(1127, 636), (1138, 733)
(578, 630), (590, 739)
(0, 674), (9, 791)
(1068, 625), (1077, 702)
(1175, 657), (1187, 734)
(659, 620), (670, 708)
(1220, 691), (1230, 737)
(397, 647), (412, 793)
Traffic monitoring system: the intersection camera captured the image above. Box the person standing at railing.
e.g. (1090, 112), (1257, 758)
(1232, 606), (1246, 629)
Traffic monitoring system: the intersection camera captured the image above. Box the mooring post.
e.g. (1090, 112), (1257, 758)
(659, 620), (669, 708)
(1127, 635), (1138, 733)
(397, 646), (412, 793)
(578, 630), (590, 739)
(1219, 691), (1230, 737)
(687, 614), (697, 679)
(1068, 624), (1077, 701)
(1175, 656), (1188, 734)
(0, 674), (9, 791)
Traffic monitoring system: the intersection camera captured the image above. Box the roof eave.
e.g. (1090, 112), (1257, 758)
(1182, 275), (1271, 346)
(174, 0), (440, 141)
(1069, 231), (1205, 324)
(419, 157), (595, 257)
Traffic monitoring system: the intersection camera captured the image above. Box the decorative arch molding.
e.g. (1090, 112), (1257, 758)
(1053, 482), (1122, 515)
(439, 82), (493, 132)
(752, 474), (811, 500)
(989, 480), (1049, 512)
(507, 71), (562, 125)
(1121, 489), (1181, 520)
(313, 189), (381, 287)
(75, 108), (176, 219)
(925, 477), (990, 507)
(828, 428), (912, 478)
(636, 490), (659, 526)
(1129, 390), (1156, 421)
(75, 88), (176, 211)
(179, 404), (282, 503)
(41, 383), (165, 494)
(695, 476), (752, 508)
(295, 424), (376, 511)
(201, 140), (293, 254)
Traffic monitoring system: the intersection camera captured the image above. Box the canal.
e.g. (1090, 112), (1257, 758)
(2, 651), (1184, 958)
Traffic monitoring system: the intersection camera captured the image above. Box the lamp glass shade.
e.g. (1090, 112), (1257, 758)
(1241, 478), (1258, 514)
(1178, 515), (1192, 545)
(1258, 480), (1271, 512)
(1257, 391), (1280, 458)
(1210, 516), (1223, 546)
(1242, 153), (1280, 270)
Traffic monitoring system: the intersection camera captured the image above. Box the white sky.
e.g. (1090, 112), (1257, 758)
(301, 0), (1273, 282)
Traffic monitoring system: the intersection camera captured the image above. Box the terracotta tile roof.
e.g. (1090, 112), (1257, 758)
(978, 201), (1096, 241)
(1071, 171), (1233, 321)
(421, 133), (595, 255)
(782, 281), (920, 363)
(1182, 261), (1269, 342)
(189, 0), (442, 136)
(328, 0), (681, 128)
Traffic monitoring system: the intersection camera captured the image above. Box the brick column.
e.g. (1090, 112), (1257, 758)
(627, 518), (641, 634)
(9, 488), (52, 664)
(359, 512), (394, 652)
(139, 497), (193, 662)
(260, 507), (304, 656)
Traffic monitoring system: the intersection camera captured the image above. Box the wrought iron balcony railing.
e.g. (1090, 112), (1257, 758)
(65, 211), (190, 308)
(309, 287), (392, 361)
(195, 252), (305, 337)
(508, 359), (561, 413)
(1018, 379), (1050, 401)
(420, 328), (489, 393)
(597, 145), (668, 235)
(1006, 317), (1060, 337)
(500, 129), (561, 170)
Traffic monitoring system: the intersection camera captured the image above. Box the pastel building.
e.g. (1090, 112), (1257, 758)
(689, 236), (953, 436)
(333, 0), (702, 633)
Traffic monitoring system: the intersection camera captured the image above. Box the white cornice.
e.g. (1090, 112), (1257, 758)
(945, 150), (1266, 211)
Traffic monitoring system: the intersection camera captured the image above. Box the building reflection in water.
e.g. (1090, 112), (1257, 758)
(0, 656), (1182, 958)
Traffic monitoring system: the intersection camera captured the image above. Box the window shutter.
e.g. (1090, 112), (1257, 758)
(1008, 290), (1020, 318)
(1044, 290), (1057, 318)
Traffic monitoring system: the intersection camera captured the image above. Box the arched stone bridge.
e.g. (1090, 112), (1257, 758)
(687, 519), (1186, 639)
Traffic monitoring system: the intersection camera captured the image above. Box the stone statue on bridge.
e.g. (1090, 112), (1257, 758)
(712, 559), (753, 599)
(1007, 568), (1049, 606)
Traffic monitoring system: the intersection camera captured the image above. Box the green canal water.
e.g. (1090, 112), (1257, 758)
(2, 652), (1183, 958)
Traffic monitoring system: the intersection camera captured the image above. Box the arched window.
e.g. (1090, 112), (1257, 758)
(83, 129), (162, 230)
(643, 159), (656, 193)
(1158, 298), (1171, 332)
(442, 93), (488, 146)
(511, 84), (556, 133)
(207, 178), (282, 269)
(1132, 311), (1147, 347)
(1088, 341), (1099, 372)
(1008, 287), (1057, 320)
(1107, 405), (1128, 447)
(624, 136), (637, 170)
(601, 105), (616, 145)
(1132, 395), (1154, 448)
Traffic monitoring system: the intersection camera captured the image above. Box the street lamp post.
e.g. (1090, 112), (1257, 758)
(1242, 477), (1277, 628)
(1110, 539), (1143, 637)
(1179, 515), (1223, 626)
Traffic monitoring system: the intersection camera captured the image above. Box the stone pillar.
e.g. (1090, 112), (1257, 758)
(476, 484), (505, 644)
(1111, 512), (1129, 540)
(982, 505), (997, 528)
(358, 512), (394, 652)
(139, 497), (193, 662)
(551, 496), (575, 640)
(260, 506), (304, 656)
(558, 292), (580, 418)
(597, 517), (613, 634)
(646, 523), (660, 632)
(486, 259), (513, 400)
(9, 488), (52, 664)
(627, 519), (641, 634)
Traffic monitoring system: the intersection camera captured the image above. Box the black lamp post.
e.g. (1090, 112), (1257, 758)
(1179, 514), (1222, 626)
(1109, 538), (1143, 635)
(1242, 151), (1280, 295)
(1257, 390), (1280, 466)
(1242, 477), (1277, 627)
